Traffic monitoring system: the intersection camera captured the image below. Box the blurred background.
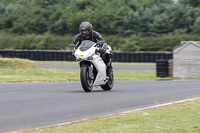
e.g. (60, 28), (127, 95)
(0, 0), (200, 52)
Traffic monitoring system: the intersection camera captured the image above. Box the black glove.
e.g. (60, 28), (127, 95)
(98, 48), (105, 53)
(72, 48), (76, 56)
(74, 46), (78, 49)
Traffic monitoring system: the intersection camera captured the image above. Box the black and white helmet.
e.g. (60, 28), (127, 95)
(79, 22), (93, 37)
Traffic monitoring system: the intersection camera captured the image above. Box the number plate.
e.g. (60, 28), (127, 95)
(80, 55), (84, 58)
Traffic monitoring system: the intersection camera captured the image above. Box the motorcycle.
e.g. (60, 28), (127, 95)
(70, 40), (114, 92)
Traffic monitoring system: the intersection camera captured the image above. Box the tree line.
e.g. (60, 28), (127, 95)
(0, 0), (200, 51)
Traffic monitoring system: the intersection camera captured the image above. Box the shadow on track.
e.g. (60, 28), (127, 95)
(69, 89), (119, 93)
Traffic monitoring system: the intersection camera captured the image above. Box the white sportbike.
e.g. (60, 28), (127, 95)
(72, 40), (114, 92)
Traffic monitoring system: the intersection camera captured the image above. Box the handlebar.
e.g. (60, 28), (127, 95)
(95, 41), (105, 47)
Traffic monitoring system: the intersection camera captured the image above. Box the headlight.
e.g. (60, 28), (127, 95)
(75, 53), (94, 60)
(79, 55), (84, 59)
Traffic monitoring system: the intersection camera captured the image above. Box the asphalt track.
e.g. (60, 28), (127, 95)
(37, 64), (155, 71)
(1, 80), (200, 132)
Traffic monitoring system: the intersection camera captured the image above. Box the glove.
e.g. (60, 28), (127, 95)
(98, 48), (105, 53)
(72, 48), (76, 56)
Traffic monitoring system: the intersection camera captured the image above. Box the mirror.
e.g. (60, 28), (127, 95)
(69, 44), (75, 47)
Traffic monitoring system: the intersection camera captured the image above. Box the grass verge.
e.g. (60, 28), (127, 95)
(0, 69), (164, 82)
(36, 61), (155, 66)
(18, 98), (200, 133)
(0, 58), (36, 69)
(0, 69), (80, 82)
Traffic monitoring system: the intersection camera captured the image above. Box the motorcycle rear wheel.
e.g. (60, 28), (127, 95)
(80, 66), (94, 92)
(101, 74), (114, 91)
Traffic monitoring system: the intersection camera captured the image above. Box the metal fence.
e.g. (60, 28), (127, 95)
(0, 49), (173, 63)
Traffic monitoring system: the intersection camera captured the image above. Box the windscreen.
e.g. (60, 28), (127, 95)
(79, 40), (95, 51)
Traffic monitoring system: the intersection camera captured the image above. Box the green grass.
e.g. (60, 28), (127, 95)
(18, 98), (200, 133)
(113, 62), (155, 66)
(0, 68), (164, 82)
(36, 61), (155, 66)
(0, 69), (80, 82)
(114, 70), (159, 80)
(0, 58), (36, 69)
(36, 61), (77, 65)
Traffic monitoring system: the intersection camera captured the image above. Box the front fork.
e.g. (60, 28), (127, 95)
(80, 61), (94, 80)
(88, 64), (94, 80)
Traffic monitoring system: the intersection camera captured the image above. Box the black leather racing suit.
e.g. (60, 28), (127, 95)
(74, 30), (106, 48)
(74, 30), (113, 76)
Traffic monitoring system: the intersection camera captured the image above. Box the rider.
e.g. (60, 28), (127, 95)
(73, 22), (113, 77)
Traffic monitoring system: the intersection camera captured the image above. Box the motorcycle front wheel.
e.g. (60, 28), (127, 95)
(80, 66), (94, 92)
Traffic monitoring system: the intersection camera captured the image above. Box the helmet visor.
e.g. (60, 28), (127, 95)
(81, 30), (89, 34)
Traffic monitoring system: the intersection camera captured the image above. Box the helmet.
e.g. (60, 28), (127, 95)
(79, 22), (93, 37)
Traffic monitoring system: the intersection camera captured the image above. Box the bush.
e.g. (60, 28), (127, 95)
(139, 32), (200, 51)
(0, 34), (74, 50)
(0, 32), (199, 52)
(0, 58), (36, 69)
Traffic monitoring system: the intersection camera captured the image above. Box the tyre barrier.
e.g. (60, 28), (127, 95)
(0, 49), (173, 63)
(156, 59), (169, 78)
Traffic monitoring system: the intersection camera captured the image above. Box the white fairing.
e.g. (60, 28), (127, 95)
(74, 41), (109, 86)
(91, 55), (107, 85)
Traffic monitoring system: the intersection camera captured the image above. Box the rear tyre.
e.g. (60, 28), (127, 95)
(101, 74), (114, 91)
(80, 66), (94, 92)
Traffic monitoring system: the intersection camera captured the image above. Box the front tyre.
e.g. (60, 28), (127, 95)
(101, 74), (114, 91)
(80, 66), (94, 92)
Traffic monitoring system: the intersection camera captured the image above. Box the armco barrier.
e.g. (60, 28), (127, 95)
(0, 49), (173, 62)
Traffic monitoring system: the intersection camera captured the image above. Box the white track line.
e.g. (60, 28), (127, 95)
(10, 97), (200, 133)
